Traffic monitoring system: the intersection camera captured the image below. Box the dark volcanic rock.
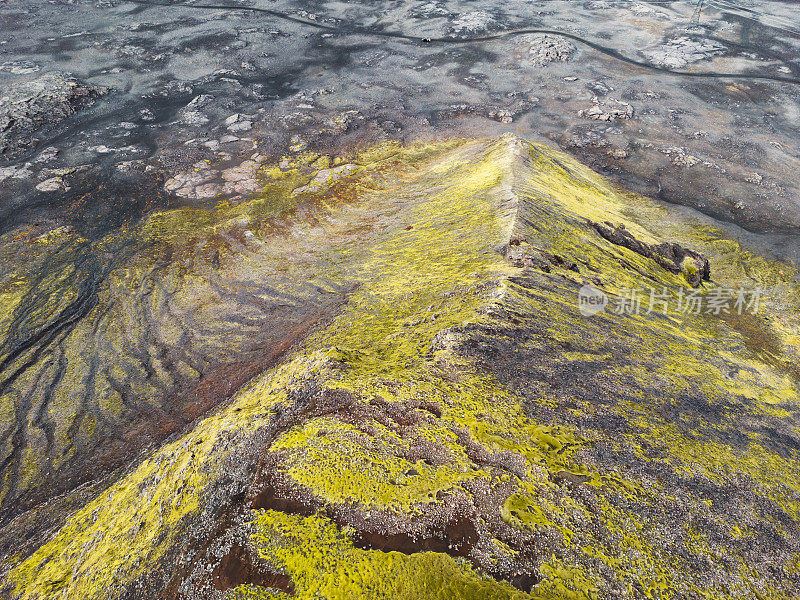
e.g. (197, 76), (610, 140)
(0, 73), (106, 161)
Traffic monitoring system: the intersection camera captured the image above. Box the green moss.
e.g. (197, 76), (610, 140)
(501, 494), (559, 532)
(680, 255), (698, 279)
(236, 510), (530, 600)
(271, 417), (487, 512)
(0, 284), (26, 338)
(535, 560), (599, 600)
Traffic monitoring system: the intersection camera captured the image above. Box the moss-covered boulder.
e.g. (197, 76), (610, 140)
(2, 135), (799, 599)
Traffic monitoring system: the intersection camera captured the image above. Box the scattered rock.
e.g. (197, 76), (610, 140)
(289, 135), (309, 153)
(488, 109), (515, 124)
(194, 182), (224, 199)
(409, 1), (451, 19)
(0, 60), (41, 74)
(660, 146), (701, 167)
(178, 95), (214, 126)
(38, 165), (85, 178)
(165, 162), (221, 200)
(185, 94), (214, 110)
(221, 153), (268, 195)
(629, 2), (668, 18)
(0, 163), (34, 183)
(746, 172), (763, 184)
(323, 110), (363, 135)
(485, 95), (538, 124)
(228, 120), (252, 133)
(116, 160), (147, 174)
(449, 11), (498, 36)
(179, 110), (210, 126)
(579, 97), (634, 121)
(34, 146), (59, 163)
(586, 81), (613, 96)
(563, 126), (610, 149)
(165, 153), (270, 200)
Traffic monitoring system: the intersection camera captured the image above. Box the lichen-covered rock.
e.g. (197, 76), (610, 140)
(2, 136), (799, 600)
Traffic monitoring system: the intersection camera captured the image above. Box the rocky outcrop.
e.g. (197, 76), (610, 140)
(642, 36), (726, 69)
(524, 34), (575, 67)
(0, 73), (106, 160)
(2, 136), (799, 600)
(590, 220), (710, 286)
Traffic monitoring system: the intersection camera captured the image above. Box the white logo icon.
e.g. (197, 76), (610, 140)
(578, 284), (608, 317)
